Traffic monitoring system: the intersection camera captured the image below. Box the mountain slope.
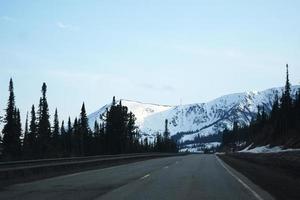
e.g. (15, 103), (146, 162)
(88, 85), (300, 144)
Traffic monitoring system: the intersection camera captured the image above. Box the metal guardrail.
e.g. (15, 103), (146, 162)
(0, 153), (186, 171)
(0, 153), (150, 169)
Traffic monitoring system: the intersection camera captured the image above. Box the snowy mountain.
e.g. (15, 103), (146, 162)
(88, 85), (300, 145)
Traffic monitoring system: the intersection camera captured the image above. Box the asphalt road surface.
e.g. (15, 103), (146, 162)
(0, 154), (274, 200)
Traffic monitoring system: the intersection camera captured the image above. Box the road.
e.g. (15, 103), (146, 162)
(0, 154), (273, 200)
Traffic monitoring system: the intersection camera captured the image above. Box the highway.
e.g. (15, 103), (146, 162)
(0, 154), (274, 200)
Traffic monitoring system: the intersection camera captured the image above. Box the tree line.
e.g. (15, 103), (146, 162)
(0, 80), (178, 161)
(221, 64), (300, 151)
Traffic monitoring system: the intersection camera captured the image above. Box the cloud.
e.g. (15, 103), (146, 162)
(0, 16), (16, 22)
(56, 21), (79, 31)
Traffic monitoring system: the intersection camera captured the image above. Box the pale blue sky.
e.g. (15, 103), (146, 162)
(1, 0), (300, 122)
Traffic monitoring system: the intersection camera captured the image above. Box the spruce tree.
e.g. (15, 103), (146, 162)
(127, 112), (137, 152)
(52, 109), (60, 138)
(51, 108), (60, 156)
(93, 120), (101, 155)
(37, 83), (51, 158)
(66, 117), (72, 155)
(15, 109), (22, 156)
(271, 94), (279, 123)
(112, 96), (116, 106)
(94, 120), (100, 136)
(163, 119), (170, 139)
(60, 120), (67, 156)
(105, 97), (122, 154)
(23, 112), (30, 158)
(24, 112), (29, 142)
(72, 117), (79, 156)
(281, 64), (292, 109)
(2, 78), (21, 160)
(29, 105), (37, 157)
(279, 64), (293, 137)
(79, 103), (89, 156)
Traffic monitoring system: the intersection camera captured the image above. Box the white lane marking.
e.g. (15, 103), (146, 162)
(140, 174), (150, 180)
(164, 166), (169, 169)
(215, 156), (264, 200)
(175, 161), (179, 164)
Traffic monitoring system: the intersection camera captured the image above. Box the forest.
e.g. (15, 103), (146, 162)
(0, 81), (178, 161)
(221, 65), (300, 151)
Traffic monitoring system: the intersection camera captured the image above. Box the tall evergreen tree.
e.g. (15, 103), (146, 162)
(2, 78), (21, 160)
(24, 112), (29, 141)
(52, 109), (60, 138)
(94, 120), (100, 136)
(279, 64), (293, 137)
(127, 112), (138, 152)
(60, 120), (67, 156)
(51, 108), (60, 156)
(72, 117), (80, 156)
(79, 103), (89, 156)
(93, 120), (103, 155)
(29, 105), (37, 157)
(37, 83), (51, 158)
(163, 119), (170, 139)
(112, 96), (116, 106)
(271, 94), (279, 123)
(66, 117), (72, 155)
(23, 112), (31, 158)
(281, 64), (292, 109)
(15, 109), (22, 156)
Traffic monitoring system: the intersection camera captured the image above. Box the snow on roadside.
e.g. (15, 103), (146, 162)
(239, 145), (300, 153)
(179, 147), (203, 153)
(179, 142), (221, 153)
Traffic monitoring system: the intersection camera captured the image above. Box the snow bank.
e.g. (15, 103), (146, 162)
(179, 148), (203, 153)
(179, 142), (221, 153)
(239, 145), (300, 153)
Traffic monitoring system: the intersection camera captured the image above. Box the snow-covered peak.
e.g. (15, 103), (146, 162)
(88, 99), (172, 129)
(88, 85), (300, 143)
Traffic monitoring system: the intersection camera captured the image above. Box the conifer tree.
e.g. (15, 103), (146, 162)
(66, 117), (72, 155)
(79, 103), (89, 156)
(163, 119), (170, 139)
(72, 117), (79, 156)
(60, 120), (67, 156)
(112, 96), (116, 106)
(29, 105), (37, 157)
(52, 109), (60, 138)
(93, 120), (102, 155)
(37, 83), (51, 158)
(16, 108), (22, 136)
(94, 120), (100, 136)
(2, 78), (21, 160)
(127, 112), (137, 152)
(271, 94), (279, 123)
(279, 64), (293, 137)
(24, 112), (29, 141)
(23, 112), (30, 158)
(51, 108), (60, 156)
(281, 64), (292, 110)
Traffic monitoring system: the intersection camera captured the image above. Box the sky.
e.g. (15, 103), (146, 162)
(0, 0), (300, 123)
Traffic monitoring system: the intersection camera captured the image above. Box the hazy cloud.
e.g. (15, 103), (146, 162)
(56, 21), (79, 31)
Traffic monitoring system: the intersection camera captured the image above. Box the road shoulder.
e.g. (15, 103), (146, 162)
(216, 155), (274, 200)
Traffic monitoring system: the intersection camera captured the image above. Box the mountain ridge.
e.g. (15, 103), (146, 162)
(88, 85), (300, 145)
